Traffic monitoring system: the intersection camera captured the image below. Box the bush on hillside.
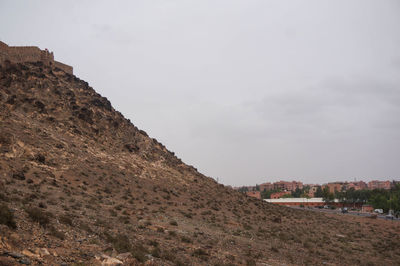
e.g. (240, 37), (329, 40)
(25, 206), (51, 227)
(0, 204), (16, 229)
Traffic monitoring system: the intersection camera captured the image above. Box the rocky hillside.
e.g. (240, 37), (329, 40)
(0, 62), (399, 266)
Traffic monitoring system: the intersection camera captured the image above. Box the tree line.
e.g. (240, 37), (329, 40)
(239, 182), (400, 213)
(323, 183), (400, 213)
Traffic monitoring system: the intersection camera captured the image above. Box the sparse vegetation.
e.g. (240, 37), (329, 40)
(25, 206), (51, 227)
(180, 235), (192, 243)
(48, 225), (65, 240)
(59, 214), (73, 226)
(0, 204), (16, 229)
(192, 248), (209, 261)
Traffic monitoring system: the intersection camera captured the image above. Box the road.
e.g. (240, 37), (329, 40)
(290, 206), (400, 221)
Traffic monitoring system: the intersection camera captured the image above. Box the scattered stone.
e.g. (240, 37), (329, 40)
(0, 236), (12, 250)
(76, 238), (87, 243)
(34, 247), (50, 257)
(144, 260), (157, 266)
(19, 258), (31, 265)
(102, 257), (123, 266)
(22, 249), (39, 258)
(115, 252), (132, 261)
(6, 251), (24, 259)
(95, 254), (123, 266)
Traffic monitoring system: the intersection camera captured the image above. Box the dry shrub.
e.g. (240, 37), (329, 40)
(0, 204), (16, 229)
(25, 206), (51, 227)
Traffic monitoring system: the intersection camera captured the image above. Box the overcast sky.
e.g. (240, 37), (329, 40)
(1, 1), (400, 186)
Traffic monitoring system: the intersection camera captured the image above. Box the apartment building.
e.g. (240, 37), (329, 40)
(368, 180), (391, 190)
(259, 182), (274, 191)
(273, 181), (303, 191)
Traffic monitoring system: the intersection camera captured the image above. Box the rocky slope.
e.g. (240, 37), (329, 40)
(0, 62), (399, 265)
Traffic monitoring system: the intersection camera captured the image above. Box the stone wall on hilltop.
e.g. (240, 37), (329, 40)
(0, 40), (73, 74)
(54, 60), (73, 75)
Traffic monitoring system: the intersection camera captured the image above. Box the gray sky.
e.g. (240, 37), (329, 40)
(1, 1), (400, 186)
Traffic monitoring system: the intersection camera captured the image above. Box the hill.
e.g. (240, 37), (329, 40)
(0, 61), (399, 265)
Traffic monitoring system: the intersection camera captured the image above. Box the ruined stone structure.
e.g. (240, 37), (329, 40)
(0, 41), (72, 74)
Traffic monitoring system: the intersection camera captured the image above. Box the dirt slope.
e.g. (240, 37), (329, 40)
(0, 62), (399, 266)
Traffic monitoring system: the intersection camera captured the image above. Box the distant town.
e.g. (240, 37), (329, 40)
(235, 179), (400, 216)
(235, 180), (397, 199)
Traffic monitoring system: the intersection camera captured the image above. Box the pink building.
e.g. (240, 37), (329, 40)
(361, 205), (374, 213)
(368, 180), (391, 190)
(323, 183), (343, 194)
(270, 191), (291, 199)
(246, 191), (261, 199)
(346, 181), (367, 190)
(273, 181), (303, 191)
(259, 182), (273, 191)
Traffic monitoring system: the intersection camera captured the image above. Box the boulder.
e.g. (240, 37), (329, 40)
(102, 257), (123, 266)
(19, 258), (31, 265)
(116, 252), (132, 261)
(22, 249), (39, 258)
(95, 254), (123, 266)
(34, 247), (50, 257)
(5, 251), (24, 258)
